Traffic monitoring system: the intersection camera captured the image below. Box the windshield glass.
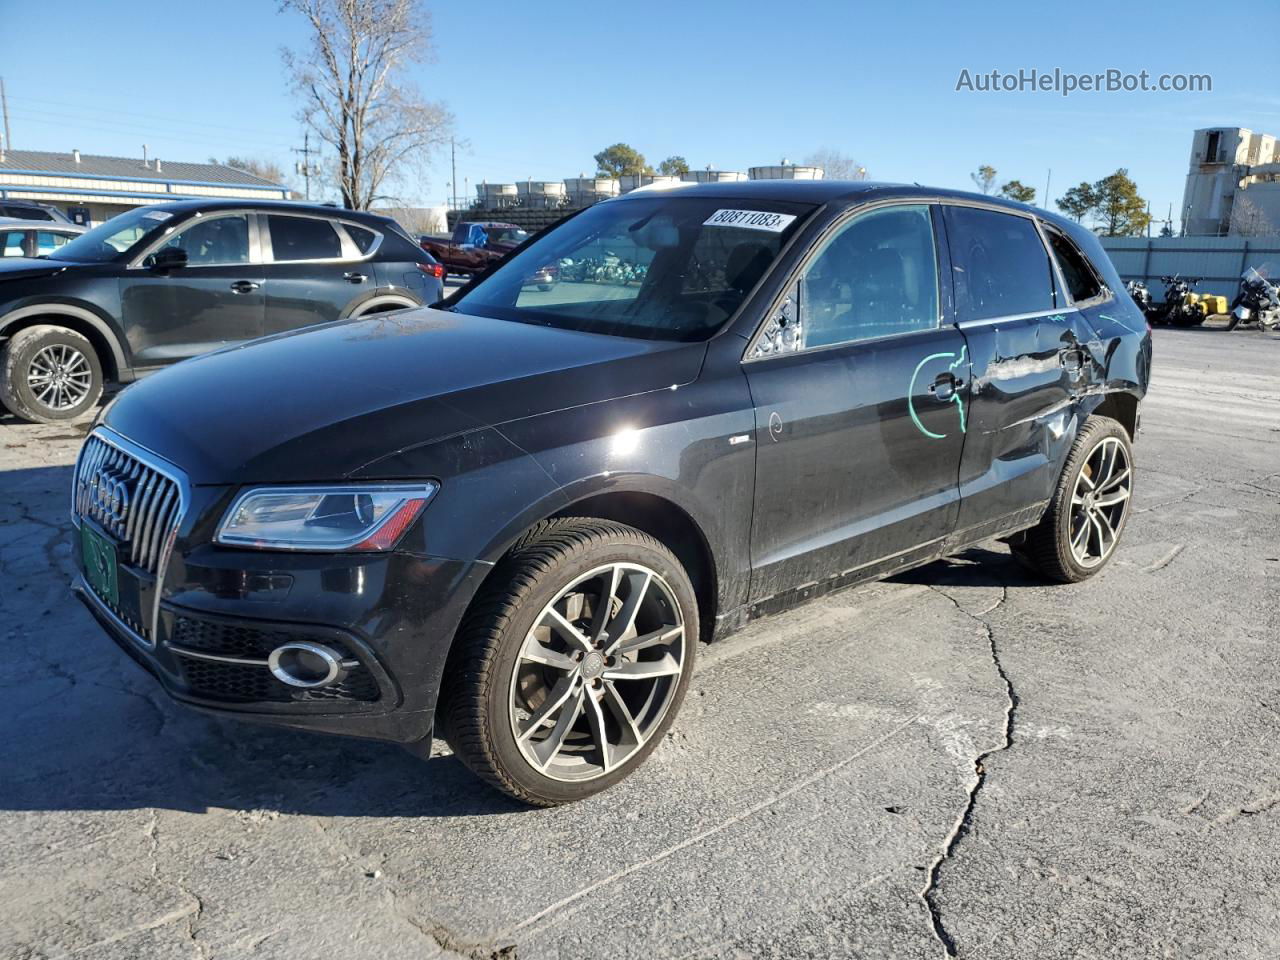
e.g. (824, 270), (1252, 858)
(449, 196), (813, 341)
(1245, 262), (1275, 282)
(48, 207), (175, 263)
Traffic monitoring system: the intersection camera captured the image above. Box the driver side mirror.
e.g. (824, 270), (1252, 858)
(145, 247), (188, 271)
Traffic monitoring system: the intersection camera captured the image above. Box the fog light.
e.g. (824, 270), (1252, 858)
(268, 642), (345, 688)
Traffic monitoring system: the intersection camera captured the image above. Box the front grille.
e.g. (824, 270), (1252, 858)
(169, 616), (381, 704)
(75, 433), (183, 575)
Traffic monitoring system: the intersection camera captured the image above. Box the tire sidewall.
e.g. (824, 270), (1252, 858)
(2, 326), (103, 423)
(1054, 419), (1133, 580)
(485, 537), (699, 804)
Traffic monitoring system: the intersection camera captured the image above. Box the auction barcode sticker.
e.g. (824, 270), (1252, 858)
(703, 209), (797, 232)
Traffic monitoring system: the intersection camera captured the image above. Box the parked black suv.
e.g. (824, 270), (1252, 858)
(71, 181), (1150, 805)
(0, 199), (443, 423)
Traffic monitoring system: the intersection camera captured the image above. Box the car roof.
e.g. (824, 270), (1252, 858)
(0, 217), (85, 231)
(611, 179), (1077, 231)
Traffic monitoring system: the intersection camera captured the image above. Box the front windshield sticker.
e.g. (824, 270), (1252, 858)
(703, 209), (797, 232)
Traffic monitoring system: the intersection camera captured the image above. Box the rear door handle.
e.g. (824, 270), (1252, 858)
(230, 280), (260, 294)
(344, 272), (367, 284)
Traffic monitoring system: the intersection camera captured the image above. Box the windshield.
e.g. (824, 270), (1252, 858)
(48, 207), (175, 263)
(1245, 262), (1275, 283)
(449, 196), (814, 341)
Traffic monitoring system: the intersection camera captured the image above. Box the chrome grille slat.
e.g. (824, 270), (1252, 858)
(73, 432), (185, 578)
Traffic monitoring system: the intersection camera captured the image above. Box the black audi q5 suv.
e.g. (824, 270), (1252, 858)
(71, 180), (1150, 805)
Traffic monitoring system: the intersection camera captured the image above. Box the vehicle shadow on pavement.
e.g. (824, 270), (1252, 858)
(889, 545), (1042, 590)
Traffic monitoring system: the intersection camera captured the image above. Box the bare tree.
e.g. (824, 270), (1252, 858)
(970, 164), (997, 194)
(805, 147), (867, 180)
(1230, 195), (1279, 238)
(281, 0), (453, 209)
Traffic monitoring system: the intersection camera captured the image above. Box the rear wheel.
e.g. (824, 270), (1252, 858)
(1013, 416), (1134, 583)
(0, 325), (103, 424)
(440, 518), (697, 806)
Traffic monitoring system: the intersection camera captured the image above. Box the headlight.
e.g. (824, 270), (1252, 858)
(215, 484), (438, 551)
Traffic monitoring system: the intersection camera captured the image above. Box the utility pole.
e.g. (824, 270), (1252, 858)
(450, 138), (457, 211)
(1, 77), (12, 151)
(292, 132), (318, 200)
(1043, 168), (1051, 210)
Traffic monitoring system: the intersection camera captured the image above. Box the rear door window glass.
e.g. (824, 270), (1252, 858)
(945, 206), (1058, 321)
(345, 224), (378, 254)
(36, 231), (75, 255)
(268, 215), (343, 261)
(2, 231), (26, 256)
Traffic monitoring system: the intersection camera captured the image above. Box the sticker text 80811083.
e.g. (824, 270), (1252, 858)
(702, 209), (797, 233)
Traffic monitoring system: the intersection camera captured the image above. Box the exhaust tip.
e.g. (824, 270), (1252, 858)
(268, 642), (345, 688)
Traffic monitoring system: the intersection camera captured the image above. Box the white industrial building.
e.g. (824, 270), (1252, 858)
(1181, 127), (1280, 236)
(0, 148), (290, 226)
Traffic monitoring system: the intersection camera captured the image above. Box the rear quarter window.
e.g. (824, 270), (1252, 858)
(1045, 226), (1104, 302)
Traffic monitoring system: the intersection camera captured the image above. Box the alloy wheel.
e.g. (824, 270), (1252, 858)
(26, 344), (93, 411)
(508, 562), (686, 782)
(1069, 436), (1132, 568)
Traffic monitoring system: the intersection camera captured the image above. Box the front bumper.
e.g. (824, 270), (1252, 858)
(73, 537), (490, 745)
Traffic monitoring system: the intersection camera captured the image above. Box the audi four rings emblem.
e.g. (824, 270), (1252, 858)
(90, 471), (130, 526)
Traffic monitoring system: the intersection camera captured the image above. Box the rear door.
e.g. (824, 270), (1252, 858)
(260, 213), (370, 333)
(942, 204), (1089, 535)
(119, 211), (266, 364)
(743, 202), (969, 602)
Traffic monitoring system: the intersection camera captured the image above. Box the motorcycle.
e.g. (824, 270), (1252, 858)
(1227, 263), (1280, 332)
(1155, 275), (1205, 327)
(1125, 279), (1152, 317)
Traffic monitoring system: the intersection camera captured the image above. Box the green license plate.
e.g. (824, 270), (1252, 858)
(81, 523), (120, 608)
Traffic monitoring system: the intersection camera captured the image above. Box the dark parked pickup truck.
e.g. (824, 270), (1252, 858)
(420, 221), (529, 276)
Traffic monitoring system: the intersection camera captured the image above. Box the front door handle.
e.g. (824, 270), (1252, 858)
(344, 272), (368, 284)
(230, 280), (260, 294)
(929, 372), (964, 401)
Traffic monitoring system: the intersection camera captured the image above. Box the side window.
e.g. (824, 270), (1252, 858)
(3, 231), (26, 257)
(36, 231), (74, 255)
(267, 215), (343, 261)
(158, 215), (250, 265)
(945, 207), (1057, 321)
(344, 224), (378, 255)
(801, 204), (939, 349)
(1045, 227), (1104, 303)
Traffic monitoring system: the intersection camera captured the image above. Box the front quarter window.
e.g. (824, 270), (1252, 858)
(449, 195), (813, 341)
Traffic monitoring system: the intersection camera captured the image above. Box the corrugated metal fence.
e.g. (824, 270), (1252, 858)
(1100, 236), (1280, 301)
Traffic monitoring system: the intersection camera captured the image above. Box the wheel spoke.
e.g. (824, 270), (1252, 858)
(603, 654), (681, 681)
(602, 569), (651, 655)
(1096, 467), (1130, 494)
(1088, 512), (1107, 558)
(522, 642), (578, 671)
(1094, 507), (1117, 551)
(617, 624), (682, 653)
(1071, 513), (1091, 553)
(518, 675), (581, 741)
(1093, 487), (1130, 508)
(601, 681), (643, 747)
(588, 566), (622, 645)
(583, 686), (614, 773)
(530, 687), (585, 768)
(1078, 469), (1096, 491)
(544, 607), (592, 652)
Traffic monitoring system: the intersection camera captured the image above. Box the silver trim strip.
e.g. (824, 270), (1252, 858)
(171, 643), (359, 672)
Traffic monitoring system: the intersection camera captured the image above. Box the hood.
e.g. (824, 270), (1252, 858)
(0, 257), (68, 282)
(104, 307), (706, 485)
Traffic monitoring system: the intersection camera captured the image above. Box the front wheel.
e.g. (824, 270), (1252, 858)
(1013, 416), (1134, 583)
(440, 518), (697, 806)
(0, 324), (104, 423)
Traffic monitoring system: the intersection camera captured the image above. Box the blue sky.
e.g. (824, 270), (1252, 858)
(2, 0), (1277, 225)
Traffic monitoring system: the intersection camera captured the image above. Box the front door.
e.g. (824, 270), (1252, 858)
(743, 203), (968, 603)
(120, 212), (265, 364)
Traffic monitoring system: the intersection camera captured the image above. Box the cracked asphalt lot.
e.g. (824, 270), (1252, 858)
(2, 327), (1278, 959)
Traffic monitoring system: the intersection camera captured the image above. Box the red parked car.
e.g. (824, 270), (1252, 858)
(420, 221), (529, 277)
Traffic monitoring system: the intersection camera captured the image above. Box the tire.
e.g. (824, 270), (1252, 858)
(440, 518), (698, 806)
(1013, 416), (1134, 584)
(0, 325), (104, 424)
